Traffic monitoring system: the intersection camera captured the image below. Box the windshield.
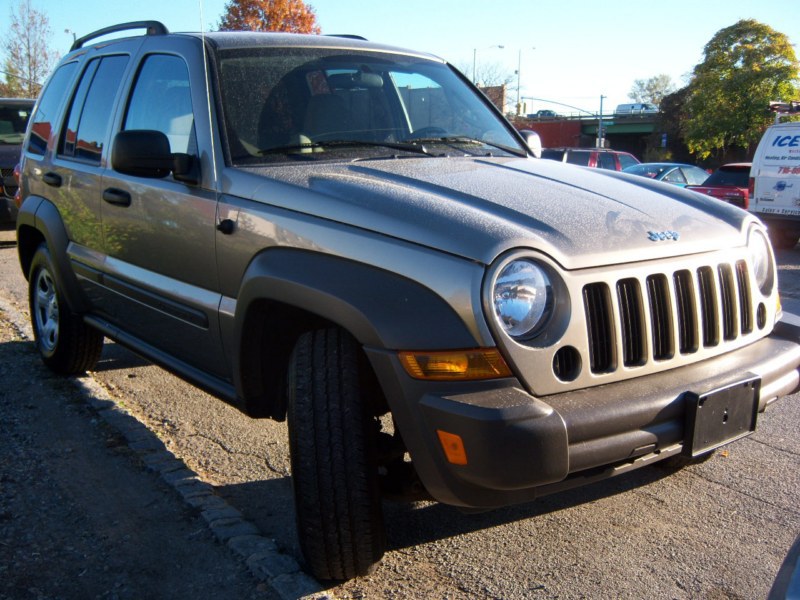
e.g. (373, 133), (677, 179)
(0, 103), (33, 145)
(216, 47), (524, 164)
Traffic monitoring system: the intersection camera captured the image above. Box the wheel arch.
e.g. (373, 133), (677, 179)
(229, 248), (481, 419)
(16, 196), (89, 313)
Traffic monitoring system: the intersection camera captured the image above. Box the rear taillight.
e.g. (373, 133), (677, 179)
(13, 162), (22, 209)
(748, 177), (755, 209)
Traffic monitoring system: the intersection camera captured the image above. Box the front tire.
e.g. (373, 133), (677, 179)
(287, 328), (385, 580)
(28, 244), (103, 375)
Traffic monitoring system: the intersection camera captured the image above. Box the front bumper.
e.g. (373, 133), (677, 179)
(366, 316), (800, 509)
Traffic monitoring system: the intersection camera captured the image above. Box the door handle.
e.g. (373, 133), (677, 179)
(102, 188), (132, 207)
(42, 172), (62, 187)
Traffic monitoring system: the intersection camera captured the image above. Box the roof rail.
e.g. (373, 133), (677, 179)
(325, 34), (368, 41)
(70, 21), (169, 52)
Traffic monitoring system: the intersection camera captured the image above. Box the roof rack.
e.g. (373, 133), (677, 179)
(70, 21), (169, 52)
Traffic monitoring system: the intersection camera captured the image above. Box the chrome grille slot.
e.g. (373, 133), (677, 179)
(583, 283), (614, 373)
(697, 266), (719, 347)
(617, 278), (645, 367)
(718, 264), (738, 340)
(647, 274), (674, 360)
(736, 260), (753, 335)
(674, 269), (698, 354)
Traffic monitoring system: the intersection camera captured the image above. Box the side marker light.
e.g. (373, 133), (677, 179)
(437, 430), (468, 465)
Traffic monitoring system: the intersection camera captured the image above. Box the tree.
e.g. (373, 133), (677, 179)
(461, 61), (514, 89)
(2, 0), (59, 98)
(0, 58), (25, 97)
(628, 74), (676, 108)
(218, 0), (321, 33)
(684, 19), (800, 159)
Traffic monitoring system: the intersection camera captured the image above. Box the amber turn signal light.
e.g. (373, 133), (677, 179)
(398, 348), (512, 381)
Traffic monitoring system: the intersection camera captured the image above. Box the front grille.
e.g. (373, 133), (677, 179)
(1, 168), (17, 199)
(583, 260), (756, 375)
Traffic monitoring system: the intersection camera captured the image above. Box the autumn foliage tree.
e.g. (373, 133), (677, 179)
(683, 19), (800, 159)
(218, 0), (321, 34)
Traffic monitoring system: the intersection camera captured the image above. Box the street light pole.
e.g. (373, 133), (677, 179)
(472, 45), (504, 85)
(597, 95), (607, 147)
(516, 47), (535, 116)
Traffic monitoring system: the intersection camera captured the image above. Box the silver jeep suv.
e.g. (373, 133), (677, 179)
(16, 21), (800, 580)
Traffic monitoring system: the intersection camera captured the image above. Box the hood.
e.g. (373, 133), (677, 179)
(238, 156), (752, 270)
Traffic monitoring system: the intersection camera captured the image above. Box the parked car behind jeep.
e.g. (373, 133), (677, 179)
(541, 146), (640, 170)
(16, 21), (800, 581)
(0, 97), (34, 224)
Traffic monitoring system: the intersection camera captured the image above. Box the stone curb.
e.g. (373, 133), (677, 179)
(0, 295), (329, 600)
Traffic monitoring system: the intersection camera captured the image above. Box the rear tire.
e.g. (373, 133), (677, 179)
(28, 244), (103, 375)
(287, 328), (385, 580)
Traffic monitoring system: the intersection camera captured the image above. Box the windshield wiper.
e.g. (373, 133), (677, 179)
(259, 139), (442, 157)
(404, 136), (522, 156)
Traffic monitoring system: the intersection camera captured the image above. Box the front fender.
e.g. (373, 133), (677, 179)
(225, 248), (484, 417)
(232, 247), (481, 351)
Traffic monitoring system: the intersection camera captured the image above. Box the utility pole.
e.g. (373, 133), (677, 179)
(597, 95), (607, 147)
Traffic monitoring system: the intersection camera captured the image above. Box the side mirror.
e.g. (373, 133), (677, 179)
(112, 130), (198, 184)
(519, 129), (542, 159)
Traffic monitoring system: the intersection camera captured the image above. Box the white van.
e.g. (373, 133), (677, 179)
(750, 119), (800, 248)
(614, 103), (658, 115)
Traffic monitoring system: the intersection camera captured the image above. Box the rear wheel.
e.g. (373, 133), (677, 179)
(28, 244), (103, 375)
(287, 327), (385, 580)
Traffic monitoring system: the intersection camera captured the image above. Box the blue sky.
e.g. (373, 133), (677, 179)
(19, 0), (800, 115)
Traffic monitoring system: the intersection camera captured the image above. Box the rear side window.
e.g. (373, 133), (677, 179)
(704, 166), (750, 188)
(124, 54), (195, 154)
(27, 62), (78, 155)
(618, 153), (639, 170)
(541, 149), (565, 161)
(597, 153), (617, 170)
(566, 151), (591, 166)
(59, 55), (129, 163)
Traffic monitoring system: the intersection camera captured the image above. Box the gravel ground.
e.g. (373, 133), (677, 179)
(0, 293), (324, 600)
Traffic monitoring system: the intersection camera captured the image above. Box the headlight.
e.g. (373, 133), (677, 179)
(748, 229), (774, 294)
(492, 259), (553, 338)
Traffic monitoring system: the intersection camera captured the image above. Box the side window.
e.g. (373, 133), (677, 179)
(566, 151), (590, 166)
(26, 62), (78, 155)
(618, 154), (639, 171)
(664, 169), (687, 184)
(597, 153), (617, 170)
(59, 55), (129, 163)
(124, 54), (195, 154)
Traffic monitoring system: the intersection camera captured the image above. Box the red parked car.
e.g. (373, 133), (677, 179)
(687, 163), (751, 209)
(541, 147), (640, 171)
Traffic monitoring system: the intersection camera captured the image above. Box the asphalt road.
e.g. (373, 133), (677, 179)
(1, 225), (799, 599)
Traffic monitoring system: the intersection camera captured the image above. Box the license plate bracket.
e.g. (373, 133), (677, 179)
(683, 376), (760, 457)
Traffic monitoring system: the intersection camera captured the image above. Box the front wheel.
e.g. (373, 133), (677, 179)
(28, 244), (103, 375)
(287, 328), (385, 580)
